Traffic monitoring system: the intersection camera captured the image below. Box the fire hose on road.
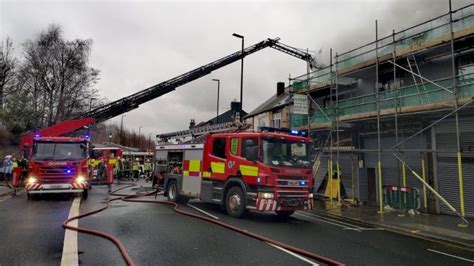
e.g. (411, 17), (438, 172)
(63, 185), (345, 266)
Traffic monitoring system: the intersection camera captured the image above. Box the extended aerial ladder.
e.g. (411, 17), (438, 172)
(20, 37), (317, 147)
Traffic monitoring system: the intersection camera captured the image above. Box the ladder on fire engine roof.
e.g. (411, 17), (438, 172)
(77, 38), (318, 124)
(157, 122), (252, 143)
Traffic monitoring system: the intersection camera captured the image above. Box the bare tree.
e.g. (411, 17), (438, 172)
(0, 37), (17, 110)
(19, 25), (100, 127)
(92, 123), (154, 151)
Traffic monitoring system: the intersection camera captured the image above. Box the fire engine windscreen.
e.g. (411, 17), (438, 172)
(261, 138), (311, 168)
(33, 142), (87, 161)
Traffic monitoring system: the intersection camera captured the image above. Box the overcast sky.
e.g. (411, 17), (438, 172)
(1, 0), (470, 138)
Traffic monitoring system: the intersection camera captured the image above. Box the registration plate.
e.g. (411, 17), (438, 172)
(43, 184), (70, 189)
(288, 181), (300, 186)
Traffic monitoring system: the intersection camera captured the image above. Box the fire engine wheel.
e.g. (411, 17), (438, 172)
(275, 210), (295, 218)
(27, 192), (37, 200)
(82, 189), (89, 200)
(167, 180), (178, 202)
(225, 186), (246, 218)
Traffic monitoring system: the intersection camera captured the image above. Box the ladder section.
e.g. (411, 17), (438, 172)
(406, 54), (430, 104)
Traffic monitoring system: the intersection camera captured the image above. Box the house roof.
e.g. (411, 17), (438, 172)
(244, 91), (291, 118)
(201, 108), (248, 126)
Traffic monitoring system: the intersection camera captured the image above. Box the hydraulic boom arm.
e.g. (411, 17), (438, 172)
(78, 37), (316, 123)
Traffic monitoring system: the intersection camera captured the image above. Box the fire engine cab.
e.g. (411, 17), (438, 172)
(155, 129), (313, 218)
(24, 135), (92, 199)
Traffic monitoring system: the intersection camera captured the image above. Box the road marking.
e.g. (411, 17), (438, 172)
(0, 195), (12, 203)
(426, 248), (474, 263)
(301, 212), (365, 229)
(267, 243), (319, 265)
(187, 203), (220, 220)
(295, 212), (362, 232)
(61, 196), (81, 266)
(300, 212), (384, 231)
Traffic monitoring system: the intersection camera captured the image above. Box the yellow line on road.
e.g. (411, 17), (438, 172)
(61, 196), (81, 266)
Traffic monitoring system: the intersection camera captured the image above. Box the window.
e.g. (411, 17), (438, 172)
(33, 142), (86, 160)
(261, 138), (311, 168)
(212, 138), (227, 159)
(273, 112), (281, 128)
(230, 138), (239, 155)
(241, 138), (258, 161)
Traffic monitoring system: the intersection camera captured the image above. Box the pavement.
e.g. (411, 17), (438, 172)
(312, 200), (474, 250)
(0, 184), (13, 197)
(1, 181), (474, 265)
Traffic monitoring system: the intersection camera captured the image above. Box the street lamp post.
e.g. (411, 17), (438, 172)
(212, 79), (220, 124)
(89, 97), (97, 111)
(148, 133), (152, 151)
(120, 115), (126, 145)
(138, 126), (143, 148)
(232, 33), (244, 122)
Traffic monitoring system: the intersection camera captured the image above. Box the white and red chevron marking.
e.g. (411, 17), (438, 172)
(71, 183), (86, 189)
(26, 183), (41, 190)
(256, 199), (277, 211)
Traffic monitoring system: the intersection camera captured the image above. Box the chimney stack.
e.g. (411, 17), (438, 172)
(231, 101), (241, 112)
(189, 119), (196, 129)
(277, 82), (285, 96)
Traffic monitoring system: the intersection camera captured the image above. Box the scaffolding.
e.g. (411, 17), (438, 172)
(291, 3), (474, 226)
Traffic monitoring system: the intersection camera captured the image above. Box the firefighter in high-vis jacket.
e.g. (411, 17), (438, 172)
(132, 158), (140, 181)
(144, 159), (152, 181)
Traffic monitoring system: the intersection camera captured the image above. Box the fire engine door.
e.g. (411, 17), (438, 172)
(182, 149), (202, 197)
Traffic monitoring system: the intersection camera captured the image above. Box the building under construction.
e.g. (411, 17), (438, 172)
(291, 3), (474, 219)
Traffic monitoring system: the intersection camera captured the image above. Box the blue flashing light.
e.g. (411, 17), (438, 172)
(34, 133), (41, 138)
(84, 134), (90, 139)
(291, 130), (299, 135)
(257, 177), (261, 183)
(300, 181), (306, 186)
(301, 131), (307, 136)
(66, 169), (72, 174)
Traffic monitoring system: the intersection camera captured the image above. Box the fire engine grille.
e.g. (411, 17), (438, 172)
(276, 176), (309, 188)
(38, 165), (75, 183)
(275, 190), (308, 198)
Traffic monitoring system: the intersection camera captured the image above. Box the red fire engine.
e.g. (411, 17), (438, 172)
(155, 128), (313, 218)
(23, 135), (92, 199)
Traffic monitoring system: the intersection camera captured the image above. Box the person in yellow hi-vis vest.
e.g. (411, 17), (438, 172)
(132, 158), (140, 181)
(144, 159), (152, 181)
